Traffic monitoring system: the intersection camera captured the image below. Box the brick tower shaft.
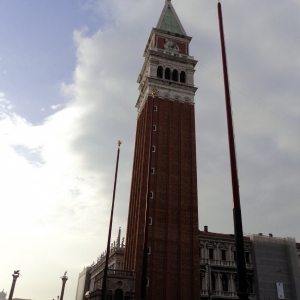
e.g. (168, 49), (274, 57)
(124, 1), (200, 299)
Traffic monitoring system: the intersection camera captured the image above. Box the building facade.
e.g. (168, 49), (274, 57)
(78, 228), (300, 299)
(251, 234), (300, 299)
(199, 227), (255, 299)
(84, 229), (135, 300)
(0, 290), (6, 300)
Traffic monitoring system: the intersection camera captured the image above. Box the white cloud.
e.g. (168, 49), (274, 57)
(50, 104), (62, 110)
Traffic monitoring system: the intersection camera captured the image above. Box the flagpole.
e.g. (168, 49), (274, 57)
(101, 141), (122, 300)
(217, 2), (249, 299)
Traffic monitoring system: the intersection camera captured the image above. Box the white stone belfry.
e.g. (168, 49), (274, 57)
(135, 1), (197, 115)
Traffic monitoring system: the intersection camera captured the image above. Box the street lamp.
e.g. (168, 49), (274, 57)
(59, 271), (68, 300)
(8, 270), (20, 300)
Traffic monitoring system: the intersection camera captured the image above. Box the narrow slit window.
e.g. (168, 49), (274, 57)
(149, 217), (152, 225)
(154, 106), (158, 111)
(152, 146), (156, 152)
(153, 125), (157, 131)
(146, 278), (149, 287)
(150, 191), (154, 199)
(151, 168), (155, 174)
(147, 247), (151, 254)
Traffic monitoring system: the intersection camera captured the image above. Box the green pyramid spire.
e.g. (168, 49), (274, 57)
(159, 6), (183, 34)
(156, 1), (186, 35)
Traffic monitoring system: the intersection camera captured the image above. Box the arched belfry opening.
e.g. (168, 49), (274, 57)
(157, 66), (163, 78)
(172, 69), (178, 82)
(180, 71), (186, 83)
(165, 68), (171, 80)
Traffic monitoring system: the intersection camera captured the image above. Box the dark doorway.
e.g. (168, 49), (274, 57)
(114, 289), (123, 300)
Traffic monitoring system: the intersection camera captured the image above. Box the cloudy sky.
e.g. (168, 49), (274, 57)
(0, 0), (299, 299)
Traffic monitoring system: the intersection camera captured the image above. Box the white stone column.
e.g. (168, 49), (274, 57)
(229, 274), (234, 293)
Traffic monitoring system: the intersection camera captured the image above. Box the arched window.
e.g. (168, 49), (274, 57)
(114, 289), (123, 300)
(172, 69), (178, 82)
(211, 273), (216, 291)
(107, 290), (113, 300)
(180, 71), (186, 83)
(157, 66), (163, 78)
(165, 68), (171, 80)
(247, 277), (253, 293)
(200, 272), (203, 289)
(124, 292), (131, 300)
(222, 274), (228, 292)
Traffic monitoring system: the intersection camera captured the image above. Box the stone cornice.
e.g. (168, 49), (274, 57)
(148, 49), (197, 65)
(136, 76), (197, 112)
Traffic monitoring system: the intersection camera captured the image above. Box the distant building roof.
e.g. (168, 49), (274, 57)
(199, 230), (251, 241)
(0, 290), (7, 300)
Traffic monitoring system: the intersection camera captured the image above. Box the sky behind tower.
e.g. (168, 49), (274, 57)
(0, 0), (299, 299)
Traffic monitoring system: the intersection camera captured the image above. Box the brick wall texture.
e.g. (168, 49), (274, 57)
(124, 96), (200, 300)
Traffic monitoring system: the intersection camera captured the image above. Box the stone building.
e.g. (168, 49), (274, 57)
(251, 234), (300, 299)
(199, 227), (255, 299)
(0, 290), (6, 300)
(77, 228), (300, 299)
(81, 229), (135, 300)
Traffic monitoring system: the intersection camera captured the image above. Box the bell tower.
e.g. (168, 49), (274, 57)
(124, 1), (200, 299)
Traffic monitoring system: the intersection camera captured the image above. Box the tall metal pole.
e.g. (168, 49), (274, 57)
(8, 271), (20, 300)
(59, 272), (68, 300)
(217, 2), (249, 299)
(140, 89), (156, 300)
(102, 141), (122, 300)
